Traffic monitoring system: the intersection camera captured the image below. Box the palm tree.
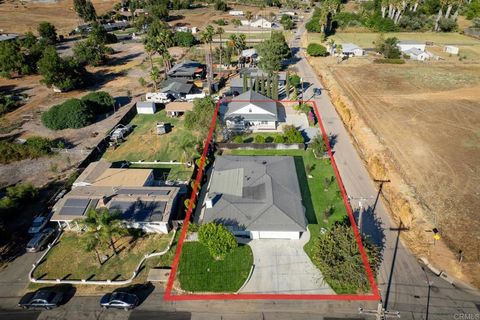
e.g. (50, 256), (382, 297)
(77, 208), (127, 257)
(216, 27), (225, 66)
(155, 28), (174, 72)
(201, 25), (215, 92)
(83, 233), (102, 265)
(327, 38), (335, 55)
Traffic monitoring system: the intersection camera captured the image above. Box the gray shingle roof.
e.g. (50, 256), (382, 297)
(159, 78), (193, 94)
(203, 156), (307, 232)
(167, 60), (204, 77)
(225, 90), (278, 122)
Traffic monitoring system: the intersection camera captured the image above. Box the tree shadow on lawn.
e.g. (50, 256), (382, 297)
(107, 52), (143, 67)
(293, 156), (318, 225)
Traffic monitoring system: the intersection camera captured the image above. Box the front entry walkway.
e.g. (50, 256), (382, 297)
(239, 230), (335, 294)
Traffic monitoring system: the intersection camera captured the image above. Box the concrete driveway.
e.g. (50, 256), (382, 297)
(239, 231), (334, 294)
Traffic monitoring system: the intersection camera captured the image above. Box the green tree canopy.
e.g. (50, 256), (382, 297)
(174, 31), (196, 47)
(73, 0), (97, 22)
(184, 96), (217, 137)
(81, 91), (115, 114)
(41, 98), (93, 130)
(37, 22), (57, 44)
(0, 41), (27, 78)
(198, 222), (238, 259)
(375, 37), (401, 59)
(307, 43), (328, 56)
(257, 31), (290, 72)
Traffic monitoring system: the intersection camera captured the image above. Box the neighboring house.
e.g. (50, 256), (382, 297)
(191, 27), (199, 34)
(229, 76), (254, 95)
(136, 101), (156, 114)
(342, 43), (364, 57)
(201, 155), (307, 240)
(165, 101), (194, 117)
(229, 10), (244, 16)
(241, 48), (258, 58)
(0, 33), (19, 42)
(250, 18), (272, 28)
(280, 10), (296, 16)
(159, 78), (194, 100)
(405, 48), (429, 61)
(398, 40), (426, 52)
(167, 60), (205, 80)
(223, 90), (278, 131)
(444, 45), (459, 55)
(52, 161), (184, 233)
(102, 21), (129, 32)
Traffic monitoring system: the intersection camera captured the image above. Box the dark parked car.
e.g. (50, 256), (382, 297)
(100, 292), (139, 310)
(18, 289), (63, 310)
(26, 228), (55, 252)
(28, 216), (48, 234)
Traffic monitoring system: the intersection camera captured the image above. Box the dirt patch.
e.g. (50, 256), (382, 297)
(307, 55), (480, 288)
(0, 0), (117, 35)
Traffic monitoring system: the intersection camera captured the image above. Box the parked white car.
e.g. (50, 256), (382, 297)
(28, 217), (49, 234)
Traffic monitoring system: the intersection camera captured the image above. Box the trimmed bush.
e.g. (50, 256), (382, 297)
(81, 91), (114, 114)
(0, 136), (54, 164)
(198, 222), (237, 259)
(254, 135), (266, 143)
(283, 125), (304, 143)
(273, 135), (285, 143)
(174, 32), (196, 47)
(42, 99), (93, 130)
(307, 43), (328, 57)
(233, 136), (244, 143)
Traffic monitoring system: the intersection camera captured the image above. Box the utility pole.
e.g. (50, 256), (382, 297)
(359, 302), (400, 320)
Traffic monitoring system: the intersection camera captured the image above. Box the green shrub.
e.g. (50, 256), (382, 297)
(0, 136), (54, 164)
(0, 183), (38, 214)
(198, 222), (237, 259)
(283, 125), (304, 143)
(42, 99), (93, 130)
(81, 91), (114, 114)
(254, 135), (266, 143)
(373, 58), (405, 64)
(273, 134), (285, 143)
(233, 136), (244, 143)
(174, 32), (196, 47)
(289, 74), (301, 87)
(310, 134), (327, 155)
(214, 0), (228, 11)
(307, 43), (328, 57)
(438, 17), (458, 32)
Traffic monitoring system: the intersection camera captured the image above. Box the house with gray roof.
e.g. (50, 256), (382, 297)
(341, 43), (364, 57)
(223, 90), (278, 131)
(201, 156), (307, 239)
(159, 78), (194, 99)
(167, 60), (205, 80)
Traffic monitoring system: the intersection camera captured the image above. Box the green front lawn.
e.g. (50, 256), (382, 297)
(33, 232), (172, 281)
(178, 242), (253, 292)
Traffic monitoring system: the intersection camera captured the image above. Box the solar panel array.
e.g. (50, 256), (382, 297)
(59, 198), (98, 216)
(109, 200), (167, 222)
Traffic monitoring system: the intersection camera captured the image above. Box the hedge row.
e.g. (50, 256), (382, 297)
(373, 58), (406, 64)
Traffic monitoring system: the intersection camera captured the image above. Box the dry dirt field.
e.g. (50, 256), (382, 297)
(0, 0), (117, 35)
(309, 54), (480, 286)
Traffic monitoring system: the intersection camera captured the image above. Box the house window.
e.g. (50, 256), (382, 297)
(249, 108), (252, 113)
(260, 121), (268, 125)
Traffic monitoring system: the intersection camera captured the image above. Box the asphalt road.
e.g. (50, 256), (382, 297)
(289, 15), (480, 320)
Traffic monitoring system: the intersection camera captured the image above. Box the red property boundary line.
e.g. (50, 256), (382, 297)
(164, 99), (381, 301)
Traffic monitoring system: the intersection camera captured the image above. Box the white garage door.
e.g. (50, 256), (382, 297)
(258, 231), (300, 240)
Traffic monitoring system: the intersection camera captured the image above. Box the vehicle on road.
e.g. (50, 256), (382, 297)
(18, 289), (63, 310)
(100, 292), (139, 310)
(313, 88), (322, 96)
(28, 216), (48, 234)
(26, 228), (55, 252)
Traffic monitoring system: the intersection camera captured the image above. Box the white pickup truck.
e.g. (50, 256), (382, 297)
(185, 92), (206, 102)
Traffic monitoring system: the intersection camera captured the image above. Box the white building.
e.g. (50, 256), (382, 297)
(444, 45), (459, 55)
(405, 48), (429, 61)
(136, 101), (156, 114)
(398, 40), (426, 52)
(229, 10), (244, 16)
(341, 43), (364, 57)
(250, 18), (272, 28)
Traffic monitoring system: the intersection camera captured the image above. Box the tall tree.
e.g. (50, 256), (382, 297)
(73, 0), (97, 22)
(272, 74), (279, 100)
(285, 71), (290, 98)
(216, 27), (225, 66)
(266, 75), (271, 98)
(77, 208), (127, 256)
(201, 25), (216, 93)
(37, 22), (57, 44)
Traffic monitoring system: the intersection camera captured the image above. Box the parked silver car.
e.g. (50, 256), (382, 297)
(26, 228), (55, 252)
(28, 216), (48, 234)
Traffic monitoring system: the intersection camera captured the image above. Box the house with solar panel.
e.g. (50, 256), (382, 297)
(199, 155), (307, 240)
(50, 161), (185, 233)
